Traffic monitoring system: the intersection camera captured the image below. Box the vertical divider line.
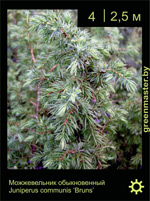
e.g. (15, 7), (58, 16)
(103, 9), (105, 22)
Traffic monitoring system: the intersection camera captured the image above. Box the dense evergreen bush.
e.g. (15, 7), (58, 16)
(7, 10), (142, 169)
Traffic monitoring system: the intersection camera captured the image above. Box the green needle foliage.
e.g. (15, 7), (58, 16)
(7, 10), (142, 169)
(89, 27), (142, 169)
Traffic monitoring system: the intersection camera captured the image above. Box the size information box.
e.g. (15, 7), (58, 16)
(78, 2), (145, 27)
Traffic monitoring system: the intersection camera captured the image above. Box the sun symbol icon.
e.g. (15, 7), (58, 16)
(129, 179), (144, 195)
